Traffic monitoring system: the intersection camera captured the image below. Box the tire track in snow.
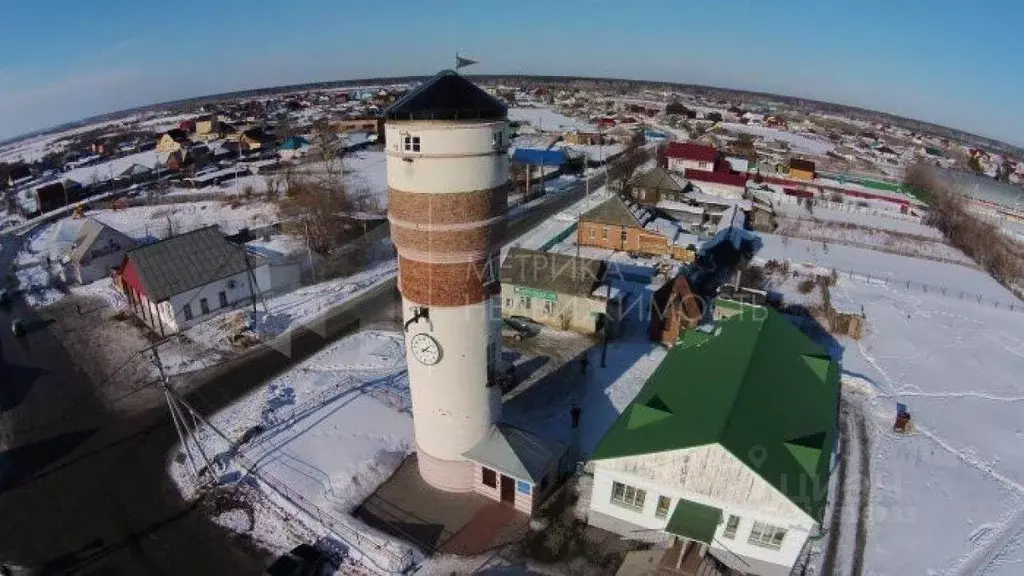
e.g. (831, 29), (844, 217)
(822, 406), (852, 576)
(877, 391), (1024, 402)
(852, 411), (871, 576)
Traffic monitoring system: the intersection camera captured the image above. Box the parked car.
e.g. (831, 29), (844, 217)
(502, 315), (541, 341)
(264, 544), (337, 576)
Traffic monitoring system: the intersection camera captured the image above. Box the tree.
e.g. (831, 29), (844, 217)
(706, 111), (723, 123)
(967, 155), (983, 173)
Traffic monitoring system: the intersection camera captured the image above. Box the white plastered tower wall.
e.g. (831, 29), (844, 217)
(384, 76), (510, 492)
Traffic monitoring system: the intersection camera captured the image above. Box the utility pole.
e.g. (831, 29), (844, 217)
(304, 218), (316, 282)
(153, 345), (213, 483)
(242, 247), (268, 315)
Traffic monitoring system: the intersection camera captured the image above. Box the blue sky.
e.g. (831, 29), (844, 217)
(1, 0), (1021, 144)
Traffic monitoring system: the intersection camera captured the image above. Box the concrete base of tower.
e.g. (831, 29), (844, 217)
(416, 447), (475, 493)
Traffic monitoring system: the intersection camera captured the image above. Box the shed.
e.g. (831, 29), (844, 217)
(463, 424), (568, 514)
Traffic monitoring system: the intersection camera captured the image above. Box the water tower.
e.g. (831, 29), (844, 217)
(383, 70), (509, 491)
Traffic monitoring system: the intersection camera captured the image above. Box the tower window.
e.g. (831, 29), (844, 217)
(403, 135), (421, 152)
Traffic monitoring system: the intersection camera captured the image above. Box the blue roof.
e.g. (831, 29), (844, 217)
(278, 136), (310, 150)
(511, 148), (567, 166)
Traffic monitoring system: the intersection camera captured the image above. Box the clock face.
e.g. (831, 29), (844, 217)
(410, 333), (442, 366)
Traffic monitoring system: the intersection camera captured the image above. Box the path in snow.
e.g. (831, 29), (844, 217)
(821, 394), (872, 576)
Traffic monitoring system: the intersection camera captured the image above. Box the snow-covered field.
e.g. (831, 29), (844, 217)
(719, 122), (835, 156)
(797, 267), (1024, 575)
(509, 107), (595, 132)
(774, 199), (940, 238)
(343, 149), (388, 208)
(774, 217), (973, 265)
(758, 234), (1017, 302)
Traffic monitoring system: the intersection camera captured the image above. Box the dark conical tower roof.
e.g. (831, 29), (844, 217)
(383, 70), (507, 121)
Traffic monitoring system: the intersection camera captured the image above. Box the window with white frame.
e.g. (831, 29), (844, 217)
(723, 515), (740, 539)
(493, 131), (504, 148)
(504, 297), (513, 309)
(519, 295), (531, 310)
(183, 303), (193, 321)
(403, 135), (421, 152)
(610, 481), (646, 511)
(542, 299), (554, 316)
(748, 521), (787, 550)
(655, 496), (671, 519)
(589, 227), (596, 240)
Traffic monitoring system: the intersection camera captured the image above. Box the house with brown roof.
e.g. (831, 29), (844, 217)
(240, 128), (276, 151)
(789, 158), (816, 181)
(628, 166), (690, 205)
(156, 129), (191, 154)
(499, 248), (619, 335)
(578, 195), (670, 256)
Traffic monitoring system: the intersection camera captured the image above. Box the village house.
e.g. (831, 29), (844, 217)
(240, 127), (276, 151)
(788, 158), (816, 181)
(664, 142), (721, 174)
(277, 136), (311, 160)
(577, 195), (670, 256)
(499, 247), (619, 335)
(33, 179), (83, 214)
(586, 304), (839, 576)
(63, 218), (137, 284)
(7, 165), (33, 188)
(193, 114), (234, 142)
(628, 165), (690, 205)
(155, 129), (192, 154)
(333, 118), (380, 133)
(117, 226), (282, 336)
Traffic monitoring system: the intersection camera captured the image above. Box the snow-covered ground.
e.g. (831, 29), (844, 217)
(87, 200), (278, 241)
(509, 107), (596, 132)
(185, 258), (397, 354)
(773, 217), (973, 265)
(757, 234), (1017, 302)
(774, 198), (940, 238)
(719, 122), (835, 156)
(783, 265), (1024, 576)
(58, 150), (165, 186)
(343, 149), (388, 209)
(170, 330), (420, 572)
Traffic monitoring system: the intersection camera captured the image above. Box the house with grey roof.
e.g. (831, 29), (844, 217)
(462, 423), (569, 514)
(117, 226), (276, 335)
(64, 218), (138, 285)
(499, 247), (620, 335)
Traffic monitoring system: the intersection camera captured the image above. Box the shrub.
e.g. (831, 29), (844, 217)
(797, 278), (816, 294)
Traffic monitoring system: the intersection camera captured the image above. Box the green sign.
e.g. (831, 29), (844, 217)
(513, 286), (558, 301)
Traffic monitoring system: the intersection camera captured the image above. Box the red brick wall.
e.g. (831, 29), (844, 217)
(398, 256), (496, 306)
(389, 186), (508, 226)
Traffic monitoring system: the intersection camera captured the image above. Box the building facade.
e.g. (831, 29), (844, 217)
(384, 70), (509, 492)
(587, 307), (839, 576)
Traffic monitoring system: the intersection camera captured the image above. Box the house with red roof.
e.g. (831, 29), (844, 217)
(685, 169), (749, 200)
(664, 142), (721, 174)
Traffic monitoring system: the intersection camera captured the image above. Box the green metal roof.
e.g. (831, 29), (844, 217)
(591, 306), (839, 521)
(665, 499), (723, 544)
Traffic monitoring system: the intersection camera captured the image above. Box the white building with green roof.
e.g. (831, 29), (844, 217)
(586, 304), (839, 576)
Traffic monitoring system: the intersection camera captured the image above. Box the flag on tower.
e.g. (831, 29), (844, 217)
(455, 54), (478, 70)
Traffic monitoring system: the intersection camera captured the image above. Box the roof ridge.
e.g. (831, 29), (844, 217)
(126, 224), (221, 254)
(716, 312), (768, 440)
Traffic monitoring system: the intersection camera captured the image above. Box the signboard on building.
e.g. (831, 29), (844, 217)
(513, 286), (558, 302)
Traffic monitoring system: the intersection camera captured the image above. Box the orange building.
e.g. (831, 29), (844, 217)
(577, 196), (669, 255)
(789, 157), (816, 181)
